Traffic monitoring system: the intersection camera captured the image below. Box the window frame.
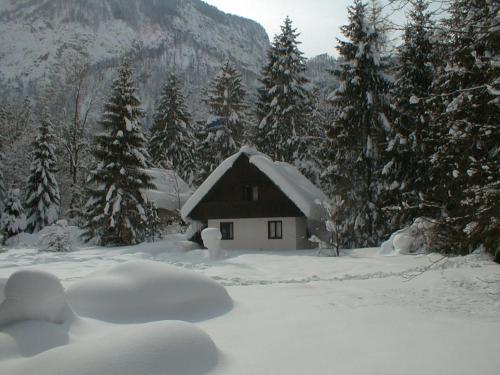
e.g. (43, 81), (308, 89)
(268, 220), (283, 240)
(243, 185), (259, 201)
(220, 222), (234, 241)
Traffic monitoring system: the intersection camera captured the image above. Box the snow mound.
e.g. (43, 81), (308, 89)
(202, 228), (222, 259)
(67, 260), (232, 323)
(0, 270), (74, 328)
(1, 320), (219, 375)
(381, 218), (433, 255)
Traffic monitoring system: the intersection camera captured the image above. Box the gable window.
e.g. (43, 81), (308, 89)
(220, 222), (234, 240)
(243, 185), (259, 201)
(268, 221), (283, 240)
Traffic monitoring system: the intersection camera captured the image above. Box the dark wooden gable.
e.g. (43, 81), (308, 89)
(189, 154), (304, 220)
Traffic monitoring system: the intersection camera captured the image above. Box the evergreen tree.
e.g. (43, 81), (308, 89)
(426, 0), (499, 258)
(82, 61), (154, 246)
(25, 109), (60, 233)
(143, 201), (162, 242)
(254, 17), (311, 163)
(326, 0), (393, 247)
(149, 74), (197, 185)
(381, 0), (436, 231)
(0, 142), (5, 211)
(1, 189), (26, 243)
(199, 60), (248, 179)
(296, 88), (328, 185)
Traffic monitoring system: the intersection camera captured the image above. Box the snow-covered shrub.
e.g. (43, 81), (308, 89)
(38, 220), (72, 252)
(143, 200), (162, 242)
(315, 197), (348, 256)
(381, 217), (434, 255)
(0, 189), (26, 244)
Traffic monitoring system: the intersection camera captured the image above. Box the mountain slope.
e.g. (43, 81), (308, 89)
(0, 0), (269, 120)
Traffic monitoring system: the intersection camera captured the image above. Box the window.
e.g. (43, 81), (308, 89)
(220, 222), (234, 240)
(243, 185), (259, 201)
(268, 221), (283, 239)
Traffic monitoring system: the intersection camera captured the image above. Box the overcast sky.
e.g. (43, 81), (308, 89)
(204, 0), (351, 57)
(204, 0), (415, 58)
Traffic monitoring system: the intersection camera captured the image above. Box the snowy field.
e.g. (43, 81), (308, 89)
(0, 235), (499, 375)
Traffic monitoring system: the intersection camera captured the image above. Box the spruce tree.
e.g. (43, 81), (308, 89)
(381, 0), (436, 231)
(1, 189), (26, 243)
(199, 60), (247, 178)
(0, 143), (5, 211)
(326, 0), (393, 247)
(149, 74), (197, 185)
(254, 17), (311, 163)
(25, 110), (60, 233)
(426, 0), (499, 258)
(82, 61), (154, 246)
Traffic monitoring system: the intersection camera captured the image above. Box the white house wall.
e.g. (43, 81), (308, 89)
(207, 217), (311, 250)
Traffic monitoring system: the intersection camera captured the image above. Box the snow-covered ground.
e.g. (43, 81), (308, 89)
(0, 235), (499, 375)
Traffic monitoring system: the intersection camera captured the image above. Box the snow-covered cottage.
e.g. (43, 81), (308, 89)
(181, 147), (328, 250)
(143, 168), (193, 224)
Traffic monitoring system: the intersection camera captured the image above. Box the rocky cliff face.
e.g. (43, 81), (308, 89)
(0, 0), (269, 121)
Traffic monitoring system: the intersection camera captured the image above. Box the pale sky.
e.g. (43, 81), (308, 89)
(203, 0), (420, 58)
(205, 0), (353, 57)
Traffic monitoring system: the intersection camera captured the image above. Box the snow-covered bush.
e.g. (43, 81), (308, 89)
(0, 188), (26, 244)
(381, 217), (434, 255)
(143, 200), (162, 242)
(38, 220), (72, 252)
(315, 197), (348, 256)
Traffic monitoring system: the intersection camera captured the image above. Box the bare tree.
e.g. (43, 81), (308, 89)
(56, 52), (103, 186)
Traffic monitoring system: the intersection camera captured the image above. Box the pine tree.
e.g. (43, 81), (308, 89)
(381, 0), (436, 231)
(82, 61), (154, 246)
(25, 109), (60, 233)
(0, 143), (5, 211)
(199, 60), (248, 178)
(1, 189), (26, 243)
(326, 0), (393, 247)
(296, 88), (327, 185)
(254, 17), (311, 163)
(149, 74), (197, 185)
(426, 0), (499, 258)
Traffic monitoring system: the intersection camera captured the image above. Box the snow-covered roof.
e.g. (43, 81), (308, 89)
(142, 169), (193, 212)
(181, 146), (328, 222)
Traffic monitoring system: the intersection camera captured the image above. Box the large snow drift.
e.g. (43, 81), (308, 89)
(1, 320), (219, 375)
(0, 267), (221, 375)
(67, 260), (233, 323)
(0, 270), (74, 328)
